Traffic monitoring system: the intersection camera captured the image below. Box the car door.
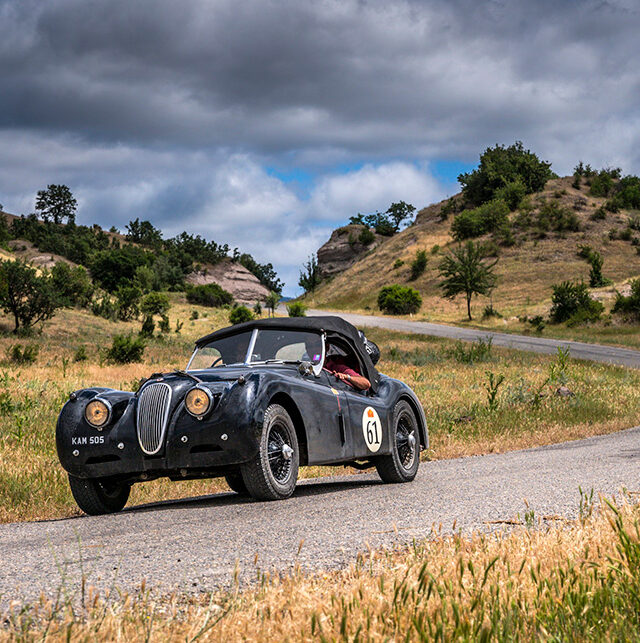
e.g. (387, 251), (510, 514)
(324, 373), (390, 459)
(295, 369), (355, 465)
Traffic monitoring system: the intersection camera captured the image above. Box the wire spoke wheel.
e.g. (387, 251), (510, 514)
(395, 414), (416, 471)
(267, 422), (293, 483)
(241, 403), (299, 500)
(375, 400), (420, 483)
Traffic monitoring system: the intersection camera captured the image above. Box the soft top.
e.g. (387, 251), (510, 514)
(195, 316), (380, 390)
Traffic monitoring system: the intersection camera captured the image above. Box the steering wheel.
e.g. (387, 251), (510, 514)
(210, 356), (224, 368)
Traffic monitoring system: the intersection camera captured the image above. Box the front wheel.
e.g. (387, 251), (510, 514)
(241, 404), (299, 501)
(68, 475), (131, 515)
(375, 400), (420, 483)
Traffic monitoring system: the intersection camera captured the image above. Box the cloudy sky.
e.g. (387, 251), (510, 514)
(1, 0), (639, 293)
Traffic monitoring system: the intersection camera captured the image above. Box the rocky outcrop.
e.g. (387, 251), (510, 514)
(187, 260), (270, 305)
(316, 224), (383, 278)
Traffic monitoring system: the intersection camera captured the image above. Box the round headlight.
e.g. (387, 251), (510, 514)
(185, 387), (212, 418)
(85, 399), (111, 428)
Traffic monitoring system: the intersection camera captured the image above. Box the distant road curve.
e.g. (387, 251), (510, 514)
(307, 309), (640, 369)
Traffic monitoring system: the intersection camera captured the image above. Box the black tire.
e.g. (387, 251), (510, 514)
(224, 471), (248, 494)
(241, 404), (299, 501)
(68, 475), (130, 515)
(375, 400), (420, 483)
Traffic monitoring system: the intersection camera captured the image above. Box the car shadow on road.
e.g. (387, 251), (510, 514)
(124, 475), (382, 516)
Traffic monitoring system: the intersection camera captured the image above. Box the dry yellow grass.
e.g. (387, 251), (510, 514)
(3, 496), (640, 641)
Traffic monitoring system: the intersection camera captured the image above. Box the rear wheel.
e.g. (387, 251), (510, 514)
(375, 400), (420, 483)
(224, 471), (248, 494)
(68, 475), (130, 515)
(241, 404), (299, 501)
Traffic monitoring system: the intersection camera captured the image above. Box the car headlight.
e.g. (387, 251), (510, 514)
(185, 386), (213, 418)
(85, 399), (111, 428)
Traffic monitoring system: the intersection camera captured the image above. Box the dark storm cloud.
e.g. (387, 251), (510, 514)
(1, 0), (638, 166)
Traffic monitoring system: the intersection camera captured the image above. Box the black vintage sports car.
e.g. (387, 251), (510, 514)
(57, 316), (428, 515)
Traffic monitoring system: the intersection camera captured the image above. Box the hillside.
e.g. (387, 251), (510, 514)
(0, 208), (271, 304)
(307, 175), (640, 324)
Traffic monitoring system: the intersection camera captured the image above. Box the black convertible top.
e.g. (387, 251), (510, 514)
(196, 316), (380, 389)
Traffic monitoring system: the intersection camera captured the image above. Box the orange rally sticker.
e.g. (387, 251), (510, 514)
(368, 409), (374, 417)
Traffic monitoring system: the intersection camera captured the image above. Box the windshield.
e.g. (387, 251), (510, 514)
(187, 329), (325, 373)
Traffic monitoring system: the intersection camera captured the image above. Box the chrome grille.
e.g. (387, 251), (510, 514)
(136, 383), (172, 455)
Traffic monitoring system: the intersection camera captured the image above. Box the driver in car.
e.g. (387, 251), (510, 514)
(324, 345), (371, 391)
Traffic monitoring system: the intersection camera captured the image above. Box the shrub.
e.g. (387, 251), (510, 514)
(377, 285), (422, 315)
(549, 281), (603, 324)
(536, 200), (580, 233)
(447, 338), (493, 364)
(628, 215), (640, 231)
(73, 345), (88, 362)
(409, 250), (428, 280)
(393, 259), (404, 269)
(590, 206), (607, 221)
(612, 279), (640, 320)
(7, 344), (39, 364)
(458, 141), (554, 206)
(90, 246), (151, 292)
(229, 305), (254, 324)
(158, 315), (171, 333)
(190, 309), (199, 320)
(482, 304), (502, 319)
(620, 227), (633, 241)
(91, 295), (117, 321)
(253, 301), (262, 316)
(451, 199), (510, 240)
(185, 283), (233, 307)
(528, 315), (546, 333)
(106, 334), (146, 363)
(358, 227), (376, 245)
(286, 301), (307, 317)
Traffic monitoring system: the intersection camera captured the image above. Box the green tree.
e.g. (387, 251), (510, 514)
(386, 201), (416, 231)
(126, 218), (163, 247)
(438, 241), (498, 320)
(139, 291), (170, 334)
(265, 291), (280, 317)
(50, 262), (93, 307)
(458, 142), (554, 206)
(115, 285), (142, 321)
(0, 260), (62, 332)
(298, 255), (321, 293)
(35, 184), (77, 225)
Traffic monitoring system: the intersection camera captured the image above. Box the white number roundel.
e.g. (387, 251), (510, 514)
(362, 407), (383, 452)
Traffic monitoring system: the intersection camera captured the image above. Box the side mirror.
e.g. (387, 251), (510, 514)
(298, 361), (313, 376)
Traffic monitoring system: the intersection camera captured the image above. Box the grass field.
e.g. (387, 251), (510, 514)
(1, 301), (639, 523)
(4, 496), (640, 640)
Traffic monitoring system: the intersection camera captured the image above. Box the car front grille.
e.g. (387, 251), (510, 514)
(136, 382), (172, 455)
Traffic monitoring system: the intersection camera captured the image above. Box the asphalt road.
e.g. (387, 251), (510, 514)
(307, 309), (640, 369)
(2, 428), (639, 605)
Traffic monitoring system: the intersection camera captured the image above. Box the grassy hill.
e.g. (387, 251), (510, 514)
(306, 175), (640, 341)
